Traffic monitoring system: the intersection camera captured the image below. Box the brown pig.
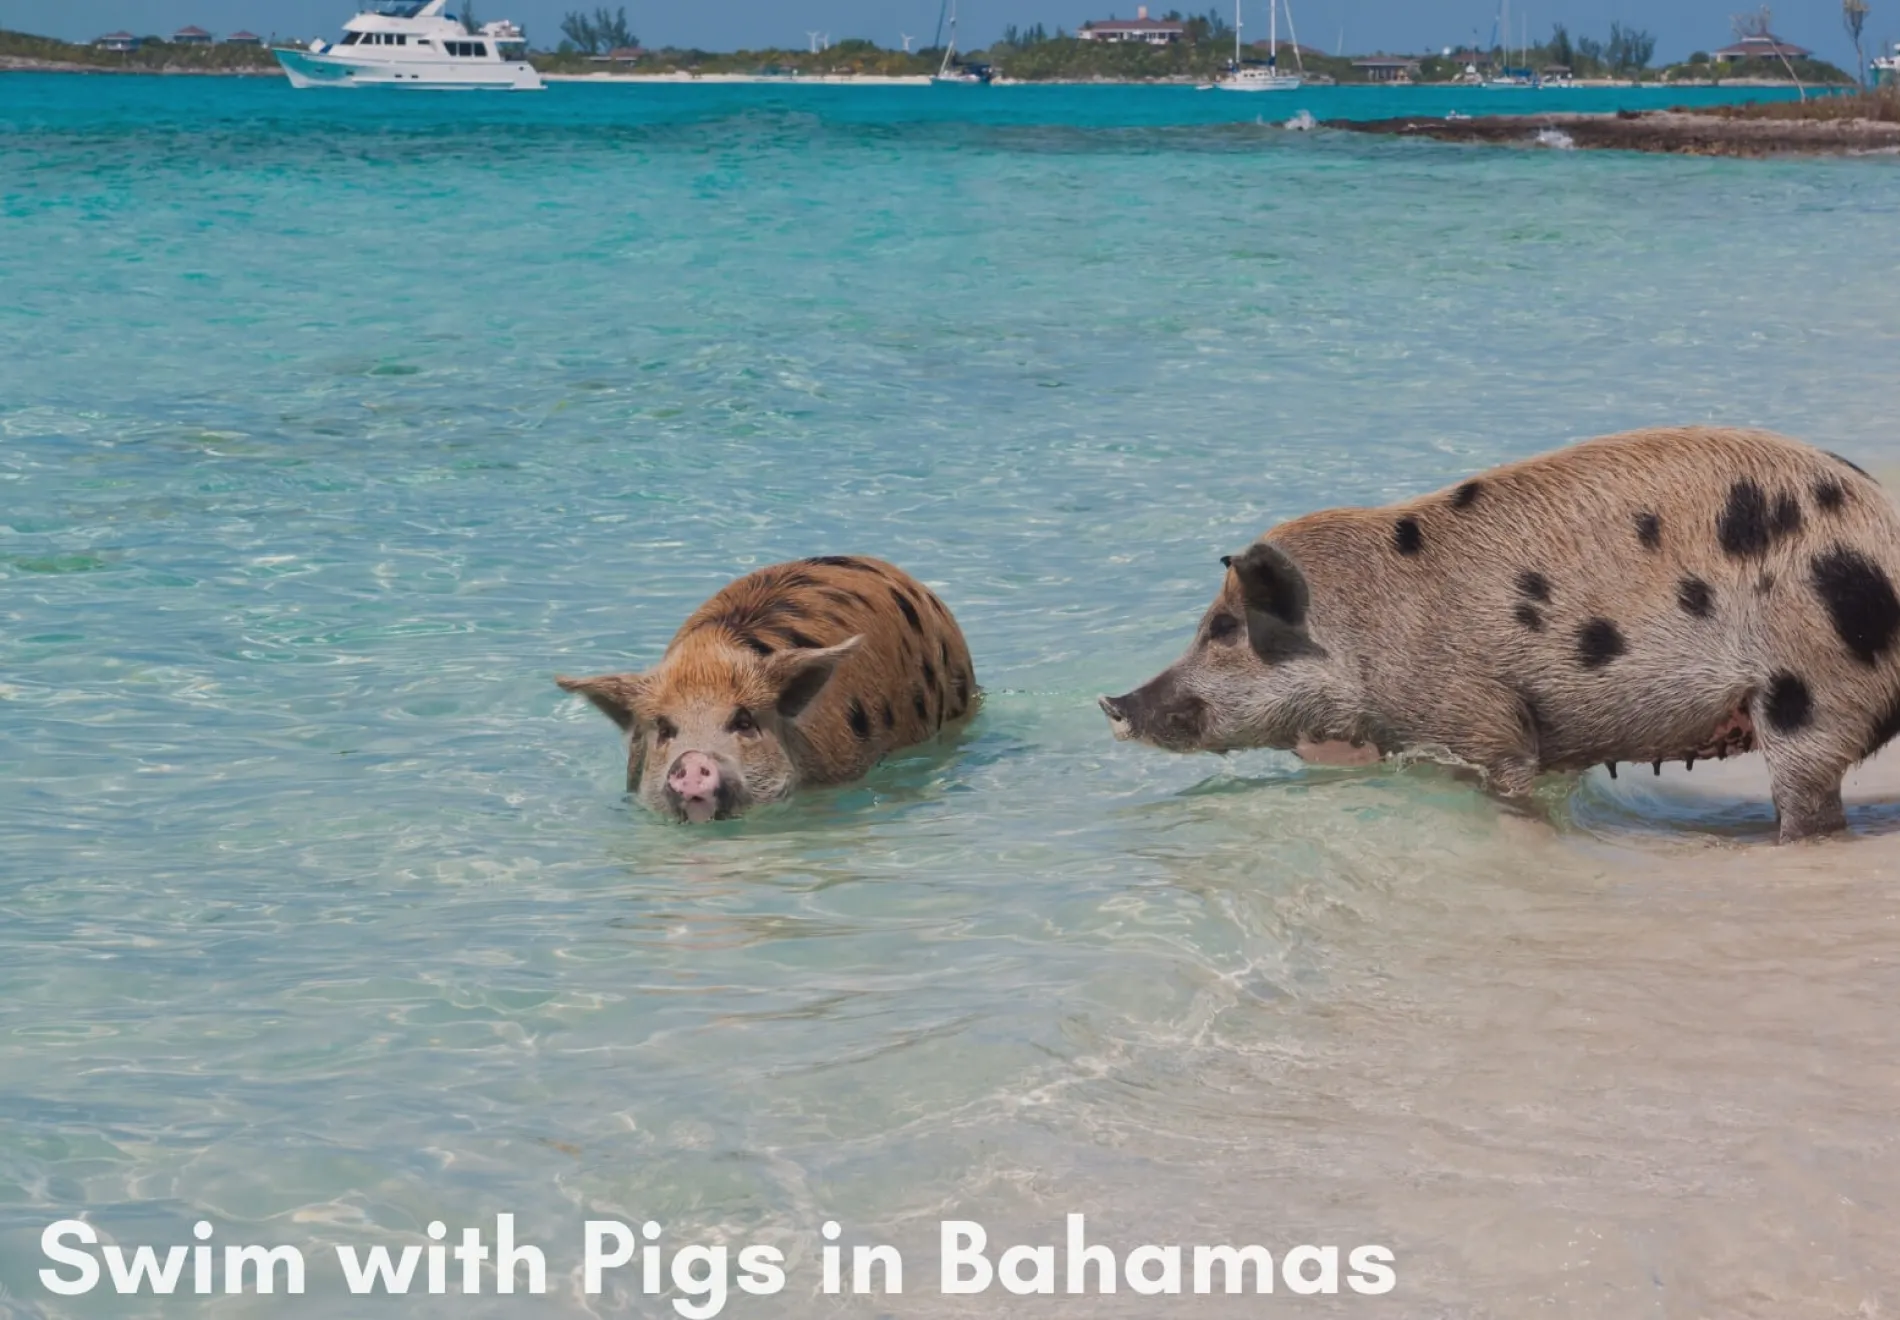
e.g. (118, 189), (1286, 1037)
(559, 556), (978, 821)
(1101, 427), (1900, 842)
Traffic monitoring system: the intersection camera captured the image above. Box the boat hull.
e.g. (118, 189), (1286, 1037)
(1216, 78), (1302, 91)
(274, 47), (543, 90)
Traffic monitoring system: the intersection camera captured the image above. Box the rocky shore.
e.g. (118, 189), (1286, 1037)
(1326, 109), (1900, 157)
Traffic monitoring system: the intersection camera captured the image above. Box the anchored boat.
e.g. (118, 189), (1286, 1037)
(275, 0), (543, 91)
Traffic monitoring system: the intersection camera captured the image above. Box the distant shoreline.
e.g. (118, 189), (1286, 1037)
(0, 58), (1832, 92)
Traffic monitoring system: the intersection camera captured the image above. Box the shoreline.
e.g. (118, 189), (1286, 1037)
(1327, 109), (1900, 157)
(0, 59), (1838, 91)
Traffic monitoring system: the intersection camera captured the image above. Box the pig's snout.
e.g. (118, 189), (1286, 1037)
(1100, 680), (1208, 751)
(665, 750), (732, 823)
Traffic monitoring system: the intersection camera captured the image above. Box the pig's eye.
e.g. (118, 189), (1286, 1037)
(653, 717), (678, 742)
(1206, 613), (1242, 644)
(727, 708), (759, 736)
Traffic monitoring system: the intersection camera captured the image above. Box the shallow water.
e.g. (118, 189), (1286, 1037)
(2, 75), (1899, 1318)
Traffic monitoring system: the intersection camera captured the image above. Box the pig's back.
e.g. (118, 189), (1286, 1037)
(672, 556), (978, 782)
(1273, 427), (1900, 769)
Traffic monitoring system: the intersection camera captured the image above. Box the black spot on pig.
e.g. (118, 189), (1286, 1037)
(805, 555), (878, 572)
(776, 628), (822, 651)
(890, 588), (925, 634)
(846, 698), (871, 740)
(1678, 576), (1714, 618)
(1718, 480), (1771, 558)
(1770, 492), (1802, 539)
(1514, 604), (1544, 632)
(1756, 573), (1776, 595)
(1452, 481), (1482, 510)
(1813, 479), (1846, 513)
(913, 688), (929, 722)
(1393, 517), (1424, 556)
(1576, 618), (1626, 669)
(1635, 512), (1661, 550)
(1810, 546), (1900, 666)
(881, 700), (895, 731)
(738, 634), (775, 656)
(1763, 672), (1813, 734)
(922, 658), (937, 690)
(1516, 570), (1551, 602)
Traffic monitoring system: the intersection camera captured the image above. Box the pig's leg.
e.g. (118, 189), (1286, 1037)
(1445, 683), (1543, 797)
(1751, 688), (1850, 841)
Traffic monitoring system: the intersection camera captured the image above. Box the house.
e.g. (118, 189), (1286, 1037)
(1541, 63), (1572, 81)
(173, 25), (215, 44)
(94, 31), (140, 52)
(222, 30), (264, 46)
(1352, 54), (1420, 82)
(1077, 7), (1186, 44)
(1712, 31), (1811, 62)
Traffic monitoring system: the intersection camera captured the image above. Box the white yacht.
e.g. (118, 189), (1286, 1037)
(275, 0), (543, 90)
(1216, 0), (1301, 91)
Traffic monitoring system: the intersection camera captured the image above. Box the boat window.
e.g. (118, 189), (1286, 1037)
(342, 31), (360, 44)
(468, 41), (487, 56)
(395, 34), (407, 45)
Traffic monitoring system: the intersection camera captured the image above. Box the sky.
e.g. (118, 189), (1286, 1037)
(4, 0), (1883, 67)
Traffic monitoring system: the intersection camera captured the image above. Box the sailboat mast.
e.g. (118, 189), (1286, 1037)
(1268, 0), (1276, 68)
(1233, 0), (1241, 67)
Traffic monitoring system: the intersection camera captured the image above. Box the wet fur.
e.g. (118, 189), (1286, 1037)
(560, 556), (978, 814)
(1120, 428), (1900, 842)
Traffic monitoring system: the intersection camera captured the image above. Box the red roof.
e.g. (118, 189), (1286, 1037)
(226, 30), (260, 39)
(175, 26), (212, 36)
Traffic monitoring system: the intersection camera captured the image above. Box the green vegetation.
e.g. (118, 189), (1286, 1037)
(534, 38), (938, 77)
(558, 7), (636, 55)
(0, 28), (276, 71)
(1658, 54), (1853, 84)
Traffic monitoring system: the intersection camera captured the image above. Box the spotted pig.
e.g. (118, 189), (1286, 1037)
(559, 556), (978, 822)
(1100, 427), (1900, 842)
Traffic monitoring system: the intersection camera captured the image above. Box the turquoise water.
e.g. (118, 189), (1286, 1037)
(5, 74), (1900, 1317)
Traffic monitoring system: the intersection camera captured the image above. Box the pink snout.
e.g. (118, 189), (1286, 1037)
(666, 751), (723, 823)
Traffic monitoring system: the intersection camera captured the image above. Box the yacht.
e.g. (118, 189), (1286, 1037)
(1216, 0), (1301, 91)
(275, 0), (543, 90)
(1875, 43), (1899, 83)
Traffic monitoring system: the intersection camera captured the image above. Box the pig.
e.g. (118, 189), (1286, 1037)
(558, 556), (978, 822)
(1100, 426), (1900, 842)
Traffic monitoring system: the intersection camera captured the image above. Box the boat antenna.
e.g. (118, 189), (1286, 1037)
(931, 0), (948, 52)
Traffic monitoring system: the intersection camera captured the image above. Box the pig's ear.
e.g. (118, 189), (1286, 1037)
(1222, 542), (1314, 660)
(767, 636), (863, 720)
(555, 672), (649, 733)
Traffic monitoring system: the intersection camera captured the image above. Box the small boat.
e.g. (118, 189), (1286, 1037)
(931, 0), (993, 83)
(275, 0), (543, 90)
(1875, 43), (1900, 83)
(1216, 0), (1301, 91)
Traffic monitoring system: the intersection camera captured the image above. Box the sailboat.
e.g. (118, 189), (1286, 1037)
(932, 0), (992, 83)
(1482, 0), (1536, 86)
(1217, 0), (1302, 91)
